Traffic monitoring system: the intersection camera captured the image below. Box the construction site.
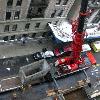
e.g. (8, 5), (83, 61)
(0, 0), (100, 100)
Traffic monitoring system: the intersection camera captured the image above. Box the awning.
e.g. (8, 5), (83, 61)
(49, 22), (100, 43)
(49, 23), (72, 42)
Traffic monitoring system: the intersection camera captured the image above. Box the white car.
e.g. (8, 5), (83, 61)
(82, 44), (91, 52)
(44, 51), (54, 58)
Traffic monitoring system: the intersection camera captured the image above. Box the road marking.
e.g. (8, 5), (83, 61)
(1, 86), (21, 92)
(1, 76), (19, 81)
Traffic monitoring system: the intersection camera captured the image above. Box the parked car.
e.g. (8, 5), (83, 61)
(44, 51), (54, 58)
(33, 51), (54, 61)
(32, 52), (44, 61)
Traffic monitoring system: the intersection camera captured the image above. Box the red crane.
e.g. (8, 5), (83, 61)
(55, 0), (90, 72)
(71, 0), (88, 63)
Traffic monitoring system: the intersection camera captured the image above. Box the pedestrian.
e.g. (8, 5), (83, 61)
(21, 37), (26, 46)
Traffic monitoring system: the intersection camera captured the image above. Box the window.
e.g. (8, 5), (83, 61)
(4, 25), (9, 32)
(25, 23), (30, 30)
(54, 21), (58, 25)
(6, 12), (11, 20)
(35, 23), (40, 28)
(22, 34), (28, 37)
(32, 33), (36, 38)
(57, 10), (63, 17)
(12, 24), (17, 31)
(7, 0), (13, 7)
(63, 0), (68, 5)
(92, 17), (100, 23)
(46, 22), (51, 27)
(38, 8), (42, 14)
(42, 32), (46, 37)
(56, 0), (61, 5)
(51, 10), (56, 18)
(3, 36), (8, 41)
(14, 11), (20, 19)
(16, 0), (22, 6)
(48, 22), (51, 24)
(27, 6), (45, 18)
(27, 7), (33, 18)
(92, 11), (100, 23)
(10, 35), (15, 40)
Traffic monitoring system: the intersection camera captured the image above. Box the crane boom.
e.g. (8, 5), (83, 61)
(55, 0), (89, 68)
(71, 0), (88, 63)
(77, 0), (88, 33)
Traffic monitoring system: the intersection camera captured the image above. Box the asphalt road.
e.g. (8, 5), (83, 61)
(0, 54), (34, 78)
(64, 89), (88, 100)
(0, 69), (89, 100)
(0, 51), (99, 100)
(0, 38), (54, 78)
(94, 52), (100, 64)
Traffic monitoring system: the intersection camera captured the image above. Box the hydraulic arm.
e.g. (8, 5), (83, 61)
(71, 0), (88, 63)
(55, 0), (89, 67)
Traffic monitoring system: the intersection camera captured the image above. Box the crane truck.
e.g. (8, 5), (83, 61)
(55, 0), (96, 74)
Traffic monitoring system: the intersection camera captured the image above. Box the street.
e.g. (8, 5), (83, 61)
(0, 39), (54, 78)
(0, 37), (99, 100)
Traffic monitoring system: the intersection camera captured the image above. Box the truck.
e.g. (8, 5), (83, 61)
(54, 0), (94, 74)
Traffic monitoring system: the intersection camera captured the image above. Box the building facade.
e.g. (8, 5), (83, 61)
(67, 0), (100, 23)
(87, 0), (100, 23)
(66, 0), (81, 21)
(0, 0), (76, 41)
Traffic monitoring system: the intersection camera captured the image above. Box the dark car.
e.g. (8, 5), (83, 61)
(32, 52), (44, 61)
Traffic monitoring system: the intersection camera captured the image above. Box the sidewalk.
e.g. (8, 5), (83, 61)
(0, 39), (54, 59)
